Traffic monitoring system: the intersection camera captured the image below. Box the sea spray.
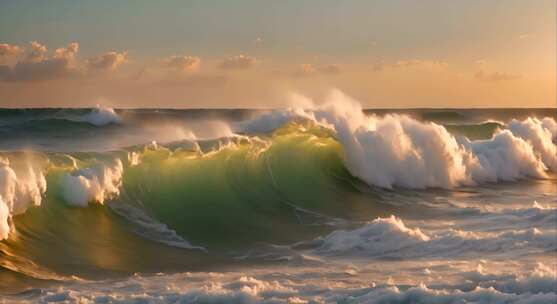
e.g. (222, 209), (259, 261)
(0, 157), (46, 240)
(61, 159), (124, 207)
(80, 106), (122, 126)
(269, 89), (557, 188)
(0, 103), (555, 300)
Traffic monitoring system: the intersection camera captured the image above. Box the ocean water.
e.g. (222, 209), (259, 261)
(0, 97), (556, 303)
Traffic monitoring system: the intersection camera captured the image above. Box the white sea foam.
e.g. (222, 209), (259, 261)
(80, 106), (122, 126)
(18, 263), (557, 304)
(342, 284), (556, 304)
(313, 215), (556, 258)
(315, 90), (555, 188)
(0, 157), (46, 240)
(61, 159), (124, 207)
(315, 216), (430, 255)
(508, 117), (557, 171)
(236, 89), (556, 189)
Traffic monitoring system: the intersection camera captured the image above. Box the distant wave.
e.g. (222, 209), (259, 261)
(13, 106), (122, 128)
(78, 106), (122, 126)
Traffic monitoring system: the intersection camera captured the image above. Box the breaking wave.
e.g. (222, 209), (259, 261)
(0, 92), (555, 243)
(0, 91), (555, 300)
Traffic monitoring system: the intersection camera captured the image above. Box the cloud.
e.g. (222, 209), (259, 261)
(373, 59), (448, 71)
(475, 70), (520, 82)
(161, 55), (201, 71)
(0, 43), (23, 57)
(0, 43), (133, 82)
(0, 42), (80, 81)
(393, 59), (448, 69)
(26, 41), (48, 62)
(218, 55), (257, 70)
(87, 51), (127, 70)
(53, 42), (79, 60)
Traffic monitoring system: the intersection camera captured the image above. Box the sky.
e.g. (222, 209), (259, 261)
(0, 0), (555, 108)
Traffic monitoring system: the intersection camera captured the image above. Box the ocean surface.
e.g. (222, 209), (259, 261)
(0, 98), (556, 303)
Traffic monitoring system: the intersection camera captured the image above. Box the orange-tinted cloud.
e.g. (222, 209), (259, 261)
(26, 41), (48, 63)
(373, 59), (448, 71)
(0, 43), (23, 57)
(53, 42), (79, 60)
(0, 42), (80, 81)
(218, 55), (257, 70)
(161, 55), (201, 71)
(87, 51), (127, 70)
(475, 70), (521, 82)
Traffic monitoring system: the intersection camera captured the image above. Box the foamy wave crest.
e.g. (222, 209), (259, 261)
(80, 106), (122, 126)
(243, 89), (556, 189)
(0, 157), (46, 240)
(313, 215), (556, 258)
(61, 159), (124, 207)
(508, 117), (557, 171)
(315, 216), (430, 255)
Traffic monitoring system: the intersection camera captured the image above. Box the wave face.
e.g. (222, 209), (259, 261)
(0, 92), (556, 302)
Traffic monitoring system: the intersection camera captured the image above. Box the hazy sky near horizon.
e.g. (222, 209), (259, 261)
(0, 0), (555, 108)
